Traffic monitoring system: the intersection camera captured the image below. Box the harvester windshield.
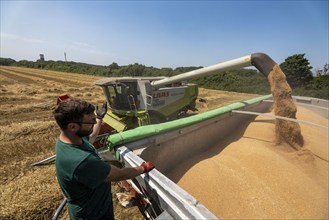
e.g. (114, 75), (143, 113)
(105, 82), (138, 111)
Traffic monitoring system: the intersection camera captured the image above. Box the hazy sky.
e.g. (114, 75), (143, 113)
(1, 1), (328, 70)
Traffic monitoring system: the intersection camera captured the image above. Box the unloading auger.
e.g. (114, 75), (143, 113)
(151, 52), (276, 88)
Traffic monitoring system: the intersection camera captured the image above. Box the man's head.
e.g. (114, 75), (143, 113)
(53, 98), (96, 137)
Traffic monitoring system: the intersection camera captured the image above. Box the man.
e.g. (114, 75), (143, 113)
(53, 98), (154, 220)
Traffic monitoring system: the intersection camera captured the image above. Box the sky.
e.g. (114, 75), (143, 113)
(1, 1), (328, 71)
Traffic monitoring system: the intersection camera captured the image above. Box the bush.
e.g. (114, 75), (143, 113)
(292, 87), (328, 100)
(0, 57), (16, 66)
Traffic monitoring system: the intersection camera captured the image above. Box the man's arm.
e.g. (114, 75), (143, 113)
(89, 102), (107, 144)
(89, 118), (102, 144)
(105, 162), (155, 182)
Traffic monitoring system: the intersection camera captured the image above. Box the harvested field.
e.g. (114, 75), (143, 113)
(0, 66), (259, 219)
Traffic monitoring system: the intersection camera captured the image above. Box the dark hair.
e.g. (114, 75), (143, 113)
(53, 98), (95, 129)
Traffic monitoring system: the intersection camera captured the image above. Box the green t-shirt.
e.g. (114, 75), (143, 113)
(55, 137), (112, 219)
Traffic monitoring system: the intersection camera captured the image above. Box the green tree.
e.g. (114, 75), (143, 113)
(319, 63), (329, 76)
(310, 64), (329, 92)
(121, 63), (146, 76)
(108, 62), (119, 70)
(279, 54), (313, 88)
(0, 57), (16, 66)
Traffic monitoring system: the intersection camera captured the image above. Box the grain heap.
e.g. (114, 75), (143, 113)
(169, 105), (328, 219)
(167, 64), (328, 219)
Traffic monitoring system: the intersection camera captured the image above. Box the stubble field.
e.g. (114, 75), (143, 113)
(0, 66), (258, 219)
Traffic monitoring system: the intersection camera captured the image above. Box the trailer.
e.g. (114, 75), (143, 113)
(46, 93), (328, 219)
(96, 94), (328, 219)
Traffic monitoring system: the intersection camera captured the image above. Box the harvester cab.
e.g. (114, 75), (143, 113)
(95, 76), (199, 130)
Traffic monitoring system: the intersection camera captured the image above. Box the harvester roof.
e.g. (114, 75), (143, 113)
(95, 77), (166, 86)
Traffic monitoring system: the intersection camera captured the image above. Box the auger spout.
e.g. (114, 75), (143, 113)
(250, 52), (277, 77)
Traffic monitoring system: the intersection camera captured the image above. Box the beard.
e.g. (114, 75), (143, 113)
(76, 127), (93, 137)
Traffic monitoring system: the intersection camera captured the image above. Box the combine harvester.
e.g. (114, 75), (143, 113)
(93, 53), (276, 131)
(34, 53), (328, 219)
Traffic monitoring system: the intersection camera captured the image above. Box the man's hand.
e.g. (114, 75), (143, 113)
(141, 162), (155, 173)
(96, 102), (107, 119)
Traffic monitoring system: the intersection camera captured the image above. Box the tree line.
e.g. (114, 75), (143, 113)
(1, 54), (328, 99)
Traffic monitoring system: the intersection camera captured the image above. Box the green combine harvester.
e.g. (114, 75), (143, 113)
(94, 53), (274, 132)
